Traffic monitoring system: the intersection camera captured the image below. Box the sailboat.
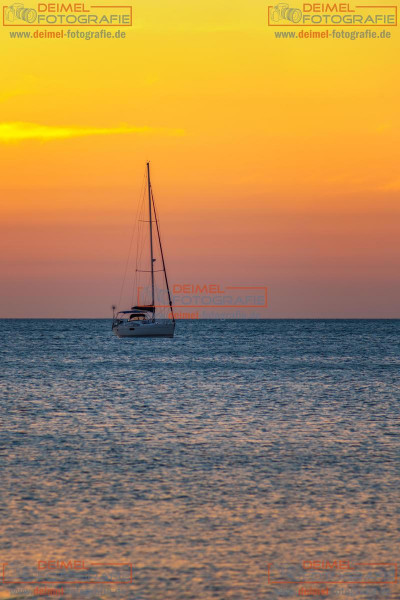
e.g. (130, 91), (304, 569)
(112, 162), (176, 338)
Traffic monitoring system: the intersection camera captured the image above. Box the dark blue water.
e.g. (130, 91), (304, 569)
(1, 320), (399, 599)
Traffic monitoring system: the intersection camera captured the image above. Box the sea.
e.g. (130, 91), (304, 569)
(0, 319), (399, 600)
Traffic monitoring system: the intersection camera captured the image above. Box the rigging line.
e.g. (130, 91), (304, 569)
(132, 181), (147, 305)
(134, 164), (156, 306)
(128, 174), (146, 308)
(147, 162), (155, 308)
(117, 171), (146, 310)
(151, 187), (175, 323)
(133, 178), (151, 305)
(134, 198), (148, 296)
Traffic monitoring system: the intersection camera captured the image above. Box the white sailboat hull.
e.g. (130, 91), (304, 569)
(113, 321), (175, 338)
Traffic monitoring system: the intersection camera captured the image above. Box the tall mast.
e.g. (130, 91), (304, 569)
(147, 162), (155, 307)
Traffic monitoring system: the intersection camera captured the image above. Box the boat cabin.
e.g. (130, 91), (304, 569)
(114, 307), (155, 324)
(128, 313), (147, 321)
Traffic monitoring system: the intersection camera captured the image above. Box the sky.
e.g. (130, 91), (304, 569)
(0, 0), (399, 317)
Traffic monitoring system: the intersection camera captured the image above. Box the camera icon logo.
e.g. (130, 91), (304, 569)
(271, 3), (302, 23)
(5, 2), (38, 23)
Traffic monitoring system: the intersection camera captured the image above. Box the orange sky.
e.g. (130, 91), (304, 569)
(0, 0), (399, 317)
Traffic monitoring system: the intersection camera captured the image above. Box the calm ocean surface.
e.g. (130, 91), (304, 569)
(1, 319), (399, 600)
